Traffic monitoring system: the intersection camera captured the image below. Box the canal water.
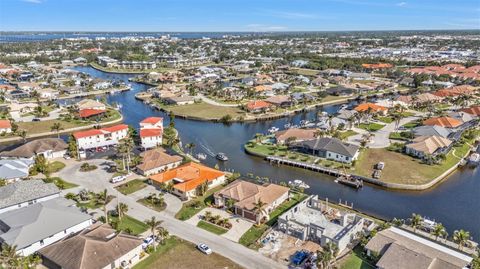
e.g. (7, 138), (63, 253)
(67, 66), (480, 240)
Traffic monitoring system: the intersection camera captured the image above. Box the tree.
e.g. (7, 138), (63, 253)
(96, 189), (110, 224)
(19, 129), (27, 143)
(252, 199), (268, 224)
(50, 122), (63, 138)
(33, 154), (48, 175)
(410, 213), (422, 232)
(116, 202), (128, 221)
(317, 242), (339, 269)
(156, 226), (169, 245)
(432, 223), (447, 241)
(67, 134), (79, 159)
(453, 229), (471, 250)
(145, 217), (163, 251)
(284, 136), (297, 146)
(0, 243), (21, 269)
(169, 111), (175, 128)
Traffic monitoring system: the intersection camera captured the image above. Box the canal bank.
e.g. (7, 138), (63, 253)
(69, 66), (480, 240)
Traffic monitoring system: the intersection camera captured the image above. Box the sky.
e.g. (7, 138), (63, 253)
(0, 0), (479, 32)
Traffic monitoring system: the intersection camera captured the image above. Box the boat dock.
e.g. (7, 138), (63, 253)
(266, 156), (343, 177)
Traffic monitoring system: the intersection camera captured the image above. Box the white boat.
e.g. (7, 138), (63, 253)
(197, 153), (207, 160)
(340, 104), (348, 110)
(268, 127), (279, 133)
(216, 152), (228, 161)
(288, 179), (310, 189)
(468, 153), (480, 166)
(284, 123), (292, 129)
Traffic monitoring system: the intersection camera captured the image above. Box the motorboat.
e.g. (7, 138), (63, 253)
(268, 126), (279, 133)
(468, 153), (480, 167)
(197, 153), (207, 160)
(284, 123), (292, 129)
(339, 104), (348, 110)
(288, 179), (310, 189)
(216, 152), (228, 161)
(335, 175), (363, 189)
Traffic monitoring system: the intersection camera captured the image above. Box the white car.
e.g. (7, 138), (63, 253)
(110, 175), (127, 183)
(197, 243), (212, 255)
(141, 236), (155, 249)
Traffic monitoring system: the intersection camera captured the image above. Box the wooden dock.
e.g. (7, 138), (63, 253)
(266, 156), (344, 177)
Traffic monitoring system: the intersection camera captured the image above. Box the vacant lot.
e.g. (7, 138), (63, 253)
(115, 179), (148, 195)
(134, 236), (243, 269)
(162, 102), (245, 120)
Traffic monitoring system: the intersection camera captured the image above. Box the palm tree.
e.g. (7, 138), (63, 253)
(317, 242), (338, 269)
(156, 226), (169, 245)
(96, 189), (110, 224)
(185, 142), (196, 155)
(116, 202), (128, 221)
(120, 137), (134, 173)
(453, 229), (471, 250)
(50, 122), (63, 138)
(145, 217), (163, 251)
(432, 223), (447, 241)
(252, 199), (268, 224)
(19, 129), (27, 143)
(410, 213), (422, 232)
(0, 243), (21, 269)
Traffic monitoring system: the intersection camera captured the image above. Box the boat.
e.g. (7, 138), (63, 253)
(339, 104), (348, 110)
(197, 153), (207, 160)
(216, 152), (228, 161)
(288, 179), (310, 189)
(468, 153), (480, 167)
(284, 123), (292, 129)
(268, 126), (279, 133)
(335, 175), (363, 189)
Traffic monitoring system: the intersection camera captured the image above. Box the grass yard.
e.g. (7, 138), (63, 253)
(115, 179), (148, 195)
(358, 123), (385, 132)
(289, 68), (320, 76)
(197, 220), (228, 235)
(160, 102), (245, 120)
(339, 247), (375, 269)
(133, 236), (242, 269)
(376, 116), (394, 124)
(47, 161), (66, 173)
(402, 121), (421, 129)
(42, 177), (77, 189)
(239, 193), (307, 249)
(388, 132), (412, 141)
(339, 130), (358, 140)
(110, 215), (149, 235)
(320, 95), (350, 103)
(137, 198), (167, 212)
(175, 185), (225, 220)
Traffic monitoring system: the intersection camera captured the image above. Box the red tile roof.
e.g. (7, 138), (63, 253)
(461, 106), (480, 116)
(73, 124), (128, 139)
(354, 103), (388, 112)
(140, 128), (163, 137)
(140, 117), (163, 125)
(423, 117), (462, 128)
(0, 120), (11, 129)
(246, 100), (272, 111)
(79, 109), (106, 118)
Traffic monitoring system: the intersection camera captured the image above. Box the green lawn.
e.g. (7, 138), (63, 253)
(175, 185), (225, 220)
(388, 132), (413, 141)
(133, 236), (242, 269)
(47, 161), (66, 173)
(402, 121), (421, 129)
(42, 177), (77, 189)
(158, 101), (245, 121)
(358, 123), (385, 132)
(197, 220), (228, 235)
(239, 193), (307, 249)
(339, 130), (358, 140)
(110, 215), (149, 235)
(376, 116), (394, 124)
(340, 247), (375, 269)
(115, 179), (148, 195)
(137, 198), (167, 212)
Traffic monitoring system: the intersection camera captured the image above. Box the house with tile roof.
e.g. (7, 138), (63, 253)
(245, 100), (273, 113)
(274, 128), (316, 144)
(461, 105), (480, 117)
(354, 103), (388, 115)
(423, 117), (462, 129)
(136, 148), (182, 176)
(0, 138), (67, 160)
(78, 108), (106, 119)
(0, 198), (93, 256)
(0, 119), (12, 134)
(150, 162), (225, 200)
(214, 180), (289, 222)
(405, 135), (452, 158)
(73, 124), (128, 150)
(39, 223), (143, 269)
(365, 227), (472, 269)
(139, 117), (163, 149)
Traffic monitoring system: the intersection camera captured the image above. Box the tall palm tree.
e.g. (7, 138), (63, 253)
(252, 199), (268, 224)
(453, 229), (471, 250)
(156, 226), (169, 245)
(96, 189), (110, 224)
(50, 122), (63, 138)
(316, 242), (338, 269)
(0, 243), (21, 269)
(410, 213), (422, 232)
(145, 217), (163, 251)
(120, 137), (134, 173)
(116, 202), (128, 221)
(19, 129), (27, 144)
(432, 223), (447, 241)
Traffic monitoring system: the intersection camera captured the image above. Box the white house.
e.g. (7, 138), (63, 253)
(73, 124), (129, 150)
(140, 117), (163, 129)
(0, 180), (60, 214)
(0, 138), (68, 160)
(139, 117), (163, 149)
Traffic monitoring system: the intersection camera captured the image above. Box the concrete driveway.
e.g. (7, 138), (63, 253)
(187, 207), (254, 243)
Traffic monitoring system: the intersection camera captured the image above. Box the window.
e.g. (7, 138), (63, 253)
(40, 240), (44, 246)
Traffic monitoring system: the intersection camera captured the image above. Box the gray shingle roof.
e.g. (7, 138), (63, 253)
(0, 198), (91, 250)
(0, 179), (59, 210)
(0, 138), (67, 158)
(298, 137), (359, 157)
(413, 125), (451, 138)
(0, 159), (34, 180)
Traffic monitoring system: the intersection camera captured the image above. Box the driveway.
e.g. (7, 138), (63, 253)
(186, 207), (254, 242)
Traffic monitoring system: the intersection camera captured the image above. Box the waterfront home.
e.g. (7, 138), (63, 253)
(365, 227), (472, 269)
(136, 148), (182, 176)
(274, 128), (316, 145)
(0, 179), (60, 214)
(423, 117), (463, 129)
(38, 88), (59, 100)
(140, 116), (163, 129)
(97, 56), (118, 67)
(60, 85), (84, 95)
(39, 223), (143, 269)
(265, 95), (293, 108)
(405, 135), (452, 158)
(139, 117), (163, 149)
(76, 99), (106, 111)
(277, 195), (366, 253)
(245, 100), (273, 113)
(0, 138), (67, 160)
(354, 103), (388, 115)
(432, 85), (477, 98)
(0, 198), (93, 256)
(0, 159), (34, 182)
(311, 77), (329, 87)
(214, 179), (289, 223)
(325, 86), (355, 96)
(447, 111), (475, 124)
(461, 105), (480, 117)
(73, 124), (129, 150)
(0, 119), (12, 134)
(293, 137), (360, 163)
(163, 96), (195, 105)
(413, 93), (444, 105)
(150, 162), (225, 200)
(78, 108), (106, 119)
(413, 125), (451, 138)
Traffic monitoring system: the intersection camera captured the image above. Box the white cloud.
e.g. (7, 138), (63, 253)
(22, 0), (42, 3)
(267, 11), (318, 19)
(246, 24), (287, 31)
(396, 2), (407, 7)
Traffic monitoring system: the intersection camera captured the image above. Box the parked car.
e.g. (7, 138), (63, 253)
(63, 154), (71, 160)
(376, 162), (385, 170)
(141, 235), (155, 249)
(110, 175), (127, 183)
(32, 118), (41, 122)
(291, 250), (309, 265)
(196, 243), (212, 255)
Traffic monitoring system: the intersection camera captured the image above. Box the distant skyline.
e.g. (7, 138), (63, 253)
(1, 0), (479, 32)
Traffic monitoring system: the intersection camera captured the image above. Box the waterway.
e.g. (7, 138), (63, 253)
(57, 66), (480, 240)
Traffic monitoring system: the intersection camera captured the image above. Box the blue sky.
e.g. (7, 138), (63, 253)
(1, 0), (479, 31)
